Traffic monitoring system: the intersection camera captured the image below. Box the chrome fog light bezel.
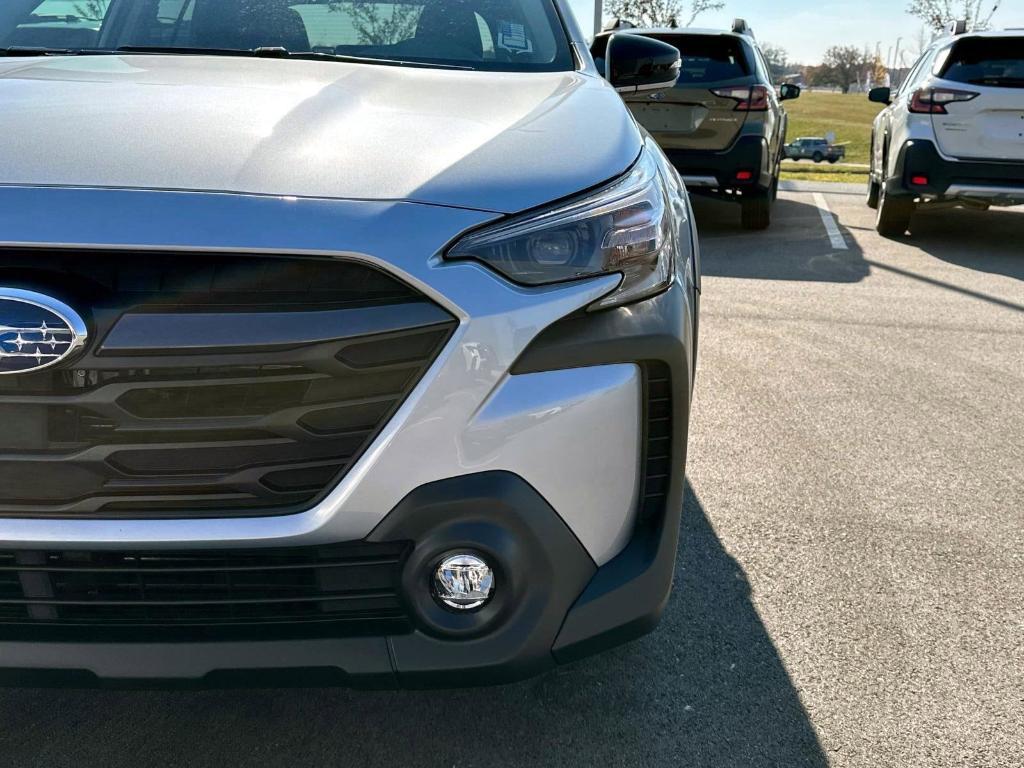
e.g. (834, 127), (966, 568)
(432, 552), (495, 611)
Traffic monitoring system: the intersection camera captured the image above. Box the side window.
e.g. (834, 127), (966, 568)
(753, 46), (772, 83)
(7, 0), (111, 47)
(898, 46), (939, 95)
(896, 52), (927, 95)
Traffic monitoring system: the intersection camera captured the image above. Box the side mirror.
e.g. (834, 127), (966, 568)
(779, 83), (801, 101)
(869, 87), (892, 104)
(605, 33), (681, 94)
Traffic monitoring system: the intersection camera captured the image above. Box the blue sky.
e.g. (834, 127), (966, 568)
(565, 0), (1024, 64)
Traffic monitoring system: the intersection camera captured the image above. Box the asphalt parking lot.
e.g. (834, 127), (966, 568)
(0, 185), (1020, 768)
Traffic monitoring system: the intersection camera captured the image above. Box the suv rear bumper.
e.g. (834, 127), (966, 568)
(884, 140), (1024, 204)
(663, 136), (772, 197)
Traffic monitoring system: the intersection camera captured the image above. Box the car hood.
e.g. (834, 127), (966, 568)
(0, 55), (641, 214)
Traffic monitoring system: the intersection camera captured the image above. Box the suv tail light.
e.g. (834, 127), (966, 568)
(712, 85), (769, 111)
(908, 88), (979, 114)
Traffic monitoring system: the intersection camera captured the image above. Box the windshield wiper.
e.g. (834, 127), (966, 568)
(967, 76), (1024, 87)
(0, 46), (83, 56)
(116, 45), (262, 57)
(115, 45), (474, 70)
(262, 48), (475, 70)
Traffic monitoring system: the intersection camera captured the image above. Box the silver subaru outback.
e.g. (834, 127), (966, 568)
(0, 0), (698, 687)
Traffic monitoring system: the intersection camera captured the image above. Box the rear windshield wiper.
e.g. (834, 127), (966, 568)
(115, 45), (475, 70)
(966, 76), (1024, 87)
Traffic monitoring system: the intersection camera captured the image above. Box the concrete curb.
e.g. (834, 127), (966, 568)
(780, 180), (864, 195)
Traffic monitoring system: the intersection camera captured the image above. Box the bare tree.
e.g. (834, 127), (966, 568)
(760, 43), (789, 81)
(603, 0), (725, 29)
(906, 0), (1002, 33)
(818, 45), (869, 93)
(682, 0), (726, 27)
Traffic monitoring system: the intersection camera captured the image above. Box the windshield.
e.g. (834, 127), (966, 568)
(937, 37), (1024, 89)
(646, 35), (750, 84)
(0, 0), (575, 71)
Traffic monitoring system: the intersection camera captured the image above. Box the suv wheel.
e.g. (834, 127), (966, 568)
(876, 186), (914, 237)
(741, 190), (771, 230)
(812, 151), (824, 163)
(866, 177), (881, 209)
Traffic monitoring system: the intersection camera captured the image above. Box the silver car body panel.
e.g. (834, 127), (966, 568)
(0, 55), (640, 214)
(0, 186), (645, 566)
(873, 30), (1024, 180)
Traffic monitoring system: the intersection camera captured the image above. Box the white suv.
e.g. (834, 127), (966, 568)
(867, 27), (1024, 236)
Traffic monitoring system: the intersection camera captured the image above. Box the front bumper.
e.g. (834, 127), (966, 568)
(885, 140), (1024, 205)
(0, 187), (696, 686)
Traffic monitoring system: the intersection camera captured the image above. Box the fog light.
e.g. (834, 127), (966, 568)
(432, 553), (494, 611)
(736, 170), (754, 181)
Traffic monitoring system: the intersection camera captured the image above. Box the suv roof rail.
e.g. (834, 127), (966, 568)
(948, 19), (968, 35)
(732, 18), (755, 38)
(602, 17), (634, 32)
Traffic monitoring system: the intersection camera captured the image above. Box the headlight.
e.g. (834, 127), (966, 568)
(446, 150), (674, 310)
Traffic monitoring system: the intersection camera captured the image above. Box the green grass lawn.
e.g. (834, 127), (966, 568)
(783, 91), (884, 166)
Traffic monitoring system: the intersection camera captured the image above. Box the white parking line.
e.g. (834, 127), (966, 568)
(812, 193), (848, 250)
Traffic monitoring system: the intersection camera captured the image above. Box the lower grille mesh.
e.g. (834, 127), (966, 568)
(638, 362), (673, 521)
(0, 543), (412, 640)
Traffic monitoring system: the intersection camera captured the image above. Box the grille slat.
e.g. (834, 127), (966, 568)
(0, 250), (455, 519)
(0, 543), (412, 640)
(638, 363), (675, 522)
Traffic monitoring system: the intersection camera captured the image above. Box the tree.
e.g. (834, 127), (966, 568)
(760, 43), (789, 81)
(328, 1), (419, 45)
(72, 0), (107, 20)
(906, 0), (1002, 33)
(818, 45), (868, 93)
(870, 54), (888, 88)
(602, 0), (725, 29)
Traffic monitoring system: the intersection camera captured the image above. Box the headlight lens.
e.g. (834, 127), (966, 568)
(446, 150), (674, 309)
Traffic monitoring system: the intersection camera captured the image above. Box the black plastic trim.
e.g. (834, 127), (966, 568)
(100, 302), (452, 355)
(367, 472), (597, 687)
(0, 472), (597, 688)
(885, 139), (1024, 198)
(661, 135), (771, 196)
(512, 278), (694, 662)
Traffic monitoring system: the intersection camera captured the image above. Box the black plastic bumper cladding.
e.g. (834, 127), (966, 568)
(0, 472), (597, 688)
(661, 135), (770, 193)
(886, 140), (1024, 198)
(512, 279), (693, 662)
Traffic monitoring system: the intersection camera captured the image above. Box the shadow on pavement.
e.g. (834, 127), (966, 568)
(0, 485), (828, 768)
(910, 205), (1024, 282)
(693, 194), (870, 284)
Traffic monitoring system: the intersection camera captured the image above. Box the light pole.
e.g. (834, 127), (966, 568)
(593, 0), (602, 38)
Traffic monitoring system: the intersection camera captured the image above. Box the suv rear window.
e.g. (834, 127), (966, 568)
(938, 37), (1024, 89)
(647, 34), (751, 84)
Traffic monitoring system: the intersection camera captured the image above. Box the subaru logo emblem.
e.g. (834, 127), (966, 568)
(0, 288), (87, 375)
(648, 92), (665, 101)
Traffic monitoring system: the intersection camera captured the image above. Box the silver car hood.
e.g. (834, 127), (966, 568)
(0, 55), (641, 214)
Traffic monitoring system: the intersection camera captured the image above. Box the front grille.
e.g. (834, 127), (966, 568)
(638, 362), (673, 522)
(0, 542), (411, 640)
(0, 249), (456, 518)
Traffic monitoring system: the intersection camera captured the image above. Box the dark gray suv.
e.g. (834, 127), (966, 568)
(592, 20), (800, 229)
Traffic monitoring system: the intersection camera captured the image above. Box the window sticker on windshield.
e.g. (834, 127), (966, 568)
(497, 21), (533, 54)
